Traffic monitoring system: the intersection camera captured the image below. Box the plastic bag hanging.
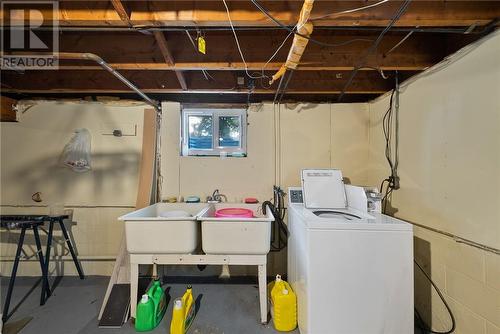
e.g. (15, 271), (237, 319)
(60, 128), (92, 172)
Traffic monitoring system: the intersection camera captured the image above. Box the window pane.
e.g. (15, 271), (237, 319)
(188, 115), (213, 149)
(219, 116), (240, 147)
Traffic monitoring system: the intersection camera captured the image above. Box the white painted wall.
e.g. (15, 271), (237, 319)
(280, 103), (370, 188)
(161, 101), (369, 275)
(161, 102), (275, 202)
(1, 101), (144, 206)
(0, 101), (147, 276)
(1, 100), (370, 277)
(162, 102), (369, 202)
(367, 31), (500, 333)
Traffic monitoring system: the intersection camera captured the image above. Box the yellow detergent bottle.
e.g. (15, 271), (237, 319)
(268, 274), (297, 332)
(170, 286), (195, 334)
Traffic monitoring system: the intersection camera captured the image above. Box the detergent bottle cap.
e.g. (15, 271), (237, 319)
(174, 299), (183, 309)
(276, 274), (282, 282)
(282, 289), (289, 295)
(140, 294), (149, 303)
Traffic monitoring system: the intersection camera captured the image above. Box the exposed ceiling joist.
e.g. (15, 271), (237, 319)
(5, 1), (498, 28)
(109, 0), (188, 90)
(110, 0), (132, 26)
(1, 70), (414, 94)
(46, 63), (429, 71)
(1, 0), (497, 103)
(153, 31), (188, 90)
(1, 92), (380, 104)
(39, 30), (449, 71)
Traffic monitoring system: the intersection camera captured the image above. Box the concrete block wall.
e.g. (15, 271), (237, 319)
(367, 31), (500, 334)
(414, 227), (499, 333)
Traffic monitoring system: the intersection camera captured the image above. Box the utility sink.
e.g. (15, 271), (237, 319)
(199, 203), (274, 255)
(119, 203), (208, 254)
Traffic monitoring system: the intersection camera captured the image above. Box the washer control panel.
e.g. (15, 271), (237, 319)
(288, 187), (303, 204)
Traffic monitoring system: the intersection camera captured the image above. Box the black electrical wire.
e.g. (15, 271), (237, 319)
(273, 72), (287, 104)
(277, 69), (295, 104)
(263, 186), (288, 252)
(250, 0), (373, 48)
(414, 260), (456, 334)
(378, 73), (456, 334)
(380, 86), (396, 213)
(337, 0), (412, 102)
(383, 89), (396, 173)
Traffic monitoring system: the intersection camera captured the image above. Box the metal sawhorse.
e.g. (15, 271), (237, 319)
(0, 215), (84, 323)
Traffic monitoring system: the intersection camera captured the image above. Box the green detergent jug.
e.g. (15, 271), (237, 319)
(135, 280), (167, 332)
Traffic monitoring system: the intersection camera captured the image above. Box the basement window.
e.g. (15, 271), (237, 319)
(181, 108), (247, 157)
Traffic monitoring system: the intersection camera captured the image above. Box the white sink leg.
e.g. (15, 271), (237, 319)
(258, 264), (267, 324)
(130, 263), (139, 319)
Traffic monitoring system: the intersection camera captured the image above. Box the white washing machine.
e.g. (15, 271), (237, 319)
(287, 169), (414, 334)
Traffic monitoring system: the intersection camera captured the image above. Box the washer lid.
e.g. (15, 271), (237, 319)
(312, 210), (362, 220)
(301, 169), (347, 209)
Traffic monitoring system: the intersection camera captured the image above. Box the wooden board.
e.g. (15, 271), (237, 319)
(1, 70), (415, 94)
(98, 108), (158, 323)
(9, 1), (500, 27)
(1, 96), (17, 122)
(136, 108), (157, 208)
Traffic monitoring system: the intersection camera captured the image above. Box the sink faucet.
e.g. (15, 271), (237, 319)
(207, 189), (227, 203)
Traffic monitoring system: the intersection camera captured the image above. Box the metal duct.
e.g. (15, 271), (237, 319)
(269, 0), (315, 85)
(53, 52), (160, 112)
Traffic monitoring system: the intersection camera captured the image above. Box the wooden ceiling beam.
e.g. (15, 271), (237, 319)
(40, 29), (445, 71)
(108, 0), (188, 90)
(1, 89), (386, 95)
(0, 92), (380, 104)
(1, 69), (406, 94)
(110, 0), (132, 26)
(48, 63), (428, 71)
(6, 1), (498, 28)
(153, 31), (188, 90)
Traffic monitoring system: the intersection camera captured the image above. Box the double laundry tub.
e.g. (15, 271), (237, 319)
(120, 203), (274, 256)
(122, 202), (274, 323)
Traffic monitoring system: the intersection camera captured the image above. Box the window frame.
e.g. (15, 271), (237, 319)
(181, 108), (247, 157)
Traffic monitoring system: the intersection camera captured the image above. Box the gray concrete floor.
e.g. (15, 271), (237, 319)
(1, 276), (299, 334)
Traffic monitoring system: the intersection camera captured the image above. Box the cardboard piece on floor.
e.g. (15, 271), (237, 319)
(98, 284), (130, 328)
(98, 108), (157, 325)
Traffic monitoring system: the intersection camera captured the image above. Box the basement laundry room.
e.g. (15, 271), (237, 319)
(0, 1), (499, 334)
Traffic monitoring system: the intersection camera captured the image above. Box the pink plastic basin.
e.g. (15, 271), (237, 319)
(214, 208), (254, 218)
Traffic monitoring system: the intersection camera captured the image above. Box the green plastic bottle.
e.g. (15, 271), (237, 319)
(135, 280), (167, 332)
(135, 294), (155, 332)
